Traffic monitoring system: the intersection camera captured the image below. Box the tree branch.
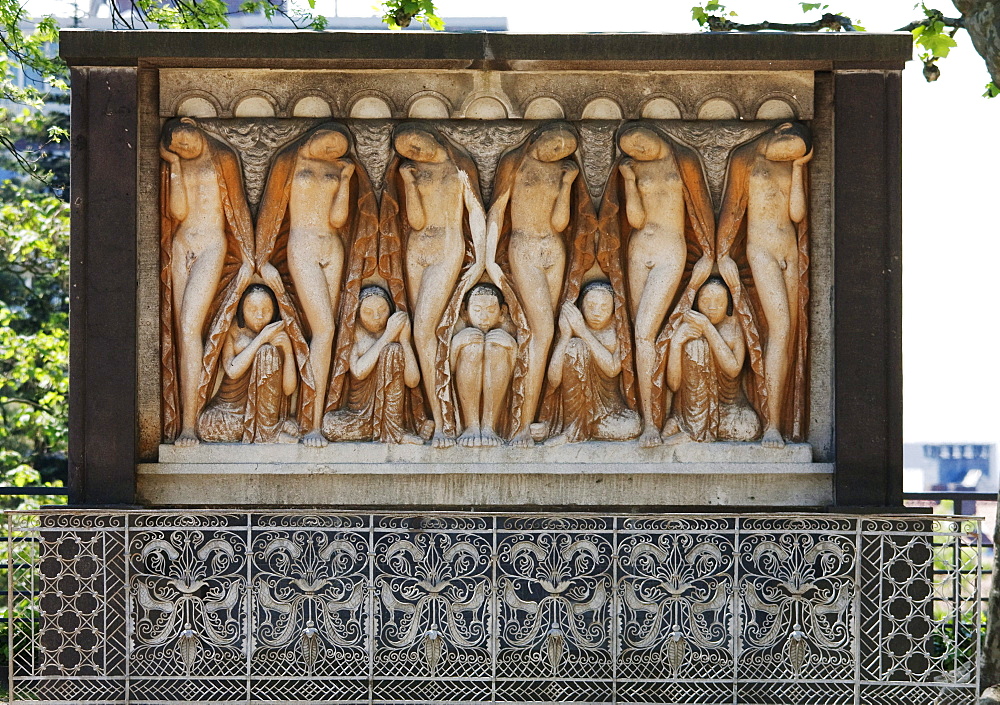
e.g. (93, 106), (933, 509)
(708, 13), (857, 32)
(898, 16), (965, 32)
(1, 397), (57, 416)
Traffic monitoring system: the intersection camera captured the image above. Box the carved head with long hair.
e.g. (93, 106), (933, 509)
(525, 121), (579, 163)
(161, 116), (207, 160)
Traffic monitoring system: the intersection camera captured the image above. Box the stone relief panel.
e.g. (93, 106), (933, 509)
(160, 69), (814, 122)
(159, 115), (812, 449)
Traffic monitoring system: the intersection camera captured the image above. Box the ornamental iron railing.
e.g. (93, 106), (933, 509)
(4, 511), (981, 704)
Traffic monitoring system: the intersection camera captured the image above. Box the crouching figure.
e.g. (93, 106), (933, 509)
(545, 280), (641, 445)
(197, 284), (299, 443)
(322, 285), (424, 444)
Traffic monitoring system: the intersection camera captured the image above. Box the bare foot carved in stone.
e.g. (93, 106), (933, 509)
(761, 426), (785, 449)
(479, 427), (502, 447)
(458, 426), (481, 448)
(302, 430), (328, 448)
(661, 430), (691, 446)
(175, 430), (200, 447)
(432, 431), (455, 449)
(638, 424), (662, 448)
(507, 428), (535, 448)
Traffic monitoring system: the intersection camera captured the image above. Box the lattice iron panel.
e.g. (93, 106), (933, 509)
(6, 512), (981, 704)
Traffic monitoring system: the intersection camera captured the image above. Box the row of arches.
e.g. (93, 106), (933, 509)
(174, 90), (799, 122)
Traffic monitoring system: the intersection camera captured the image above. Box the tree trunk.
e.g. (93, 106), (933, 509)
(980, 499), (1000, 693)
(954, 0), (1000, 86)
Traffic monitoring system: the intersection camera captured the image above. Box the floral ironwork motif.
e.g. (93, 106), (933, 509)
(619, 532), (732, 677)
(8, 512), (981, 705)
(130, 529), (245, 677)
(498, 531), (611, 679)
(740, 531), (854, 679)
(252, 529), (368, 676)
(374, 529), (491, 677)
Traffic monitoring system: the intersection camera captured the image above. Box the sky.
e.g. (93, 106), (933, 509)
(27, 0), (1000, 447)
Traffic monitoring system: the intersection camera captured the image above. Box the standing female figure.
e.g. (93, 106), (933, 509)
(381, 124), (487, 447)
(488, 122), (593, 446)
(599, 123), (715, 446)
(160, 117), (255, 446)
(256, 122), (379, 446)
(716, 121), (811, 447)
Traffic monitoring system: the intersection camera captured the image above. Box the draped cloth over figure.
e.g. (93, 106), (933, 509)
(489, 124), (594, 440)
(324, 147), (429, 441)
(197, 338), (292, 443)
(255, 122), (378, 434)
(160, 122), (255, 442)
(716, 134), (809, 441)
(535, 164), (635, 439)
(600, 123), (715, 426)
(379, 124), (522, 439)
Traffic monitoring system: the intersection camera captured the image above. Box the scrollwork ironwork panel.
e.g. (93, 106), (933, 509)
(250, 514), (370, 703)
(496, 516), (613, 703)
(373, 515), (493, 703)
(5, 511), (982, 705)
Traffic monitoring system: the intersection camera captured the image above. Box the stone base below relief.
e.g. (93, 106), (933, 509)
(138, 442), (832, 508)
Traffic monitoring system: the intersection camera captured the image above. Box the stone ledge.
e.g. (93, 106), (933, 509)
(59, 30), (912, 70)
(137, 459), (834, 508)
(156, 440), (813, 465)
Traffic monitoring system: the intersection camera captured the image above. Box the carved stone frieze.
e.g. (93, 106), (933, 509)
(160, 69), (814, 122)
(199, 119), (314, 211)
(159, 114), (813, 450)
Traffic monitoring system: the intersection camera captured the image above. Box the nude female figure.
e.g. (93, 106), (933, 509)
(161, 118), (253, 446)
(257, 127), (356, 447)
(390, 125), (486, 447)
(717, 122), (812, 448)
(488, 123), (581, 446)
(613, 124), (713, 447)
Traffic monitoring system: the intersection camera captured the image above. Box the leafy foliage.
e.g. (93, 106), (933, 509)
(691, 1), (737, 29)
(0, 182), (69, 506)
(0, 0), (68, 183)
(380, 0), (444, 30)
(911, 4), (959, 59)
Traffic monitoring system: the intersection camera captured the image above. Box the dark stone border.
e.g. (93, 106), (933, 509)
(833, 71), (904, 507)
(68, 67), (139, 505)
(60, 30), (912, 70)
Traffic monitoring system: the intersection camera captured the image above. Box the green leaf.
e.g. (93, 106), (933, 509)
(984, 82), (1000, 99)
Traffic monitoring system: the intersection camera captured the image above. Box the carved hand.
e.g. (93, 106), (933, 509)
(486, 328), (516, 349)
(386, 311), (408, 341)
(272, 329), (293, 353)
(461, 258), (487, 290)
(683, 309), (710, 333)
(618, 158), (636, 180)
(260, 263), (285, 294)
(561, 160), (580, 183)
(690, 255), (713, 290)
(259, 319), (286, 344)
(718, 255), (741, 299)
(399, 162), (417, 182)
(675, 322), (699, 344)
(341, 162), (356, 179)
(558, 303), (574, 337)
(485, 261), (504, 287)
(235, 262), (254, 293)
(159, 143), (180, 164)
(793, 149), (813, 167)
(399, 312), (412, 341)
(563, 302), (586, 334)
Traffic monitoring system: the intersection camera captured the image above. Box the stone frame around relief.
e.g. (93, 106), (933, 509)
(132, 69), (834, 508)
